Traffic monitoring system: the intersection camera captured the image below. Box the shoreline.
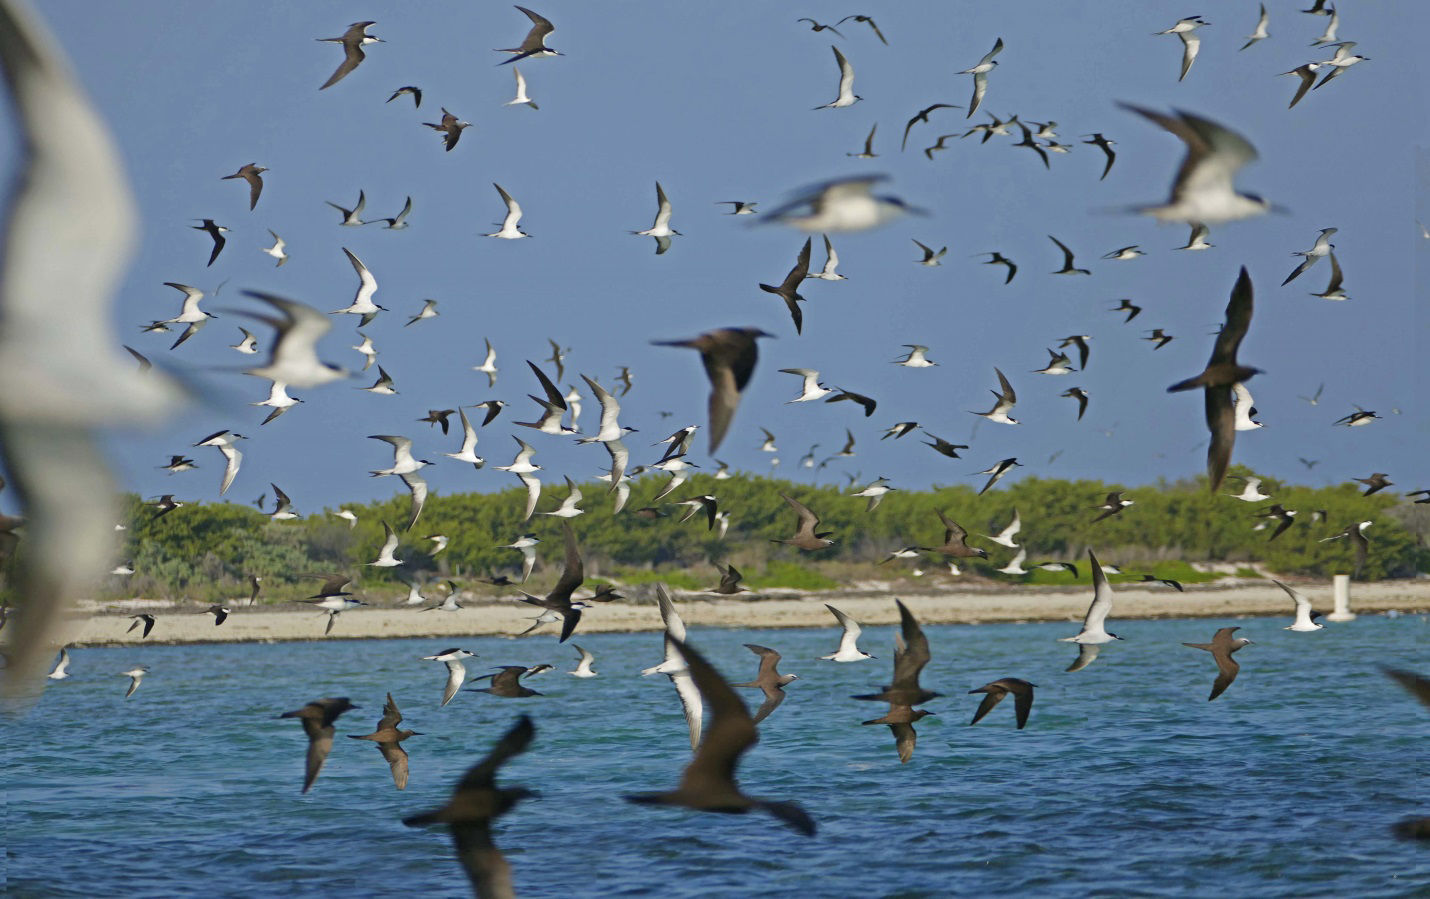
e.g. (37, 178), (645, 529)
(37, 579), (1430, 647)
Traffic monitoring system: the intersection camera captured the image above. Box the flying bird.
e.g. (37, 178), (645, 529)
(1274, 580), (1324, 632)
(853, 599), (941, 763)
(760, 174), (921, 233)
(775, 494), (835, 550)
(348, 692), (421, 789)
(221, 163), (266, 211)
(1048, 235), (1090, 275)
(902, 103), (959, 151)
(1155, 15), (1209, 81)
(1120, 105), (1269, 225)
(968, 678), (1035, 729)
(191, 219), (228, 267)
(626, 636), (816, 835)
(970, 368), (1018, 425)
(516, 522), (585, 642)
(732, 644), (798, 724)
(959, 37), (1003, 118)
(505, 66), (538, 109)
(495, 6), (560, 64)
(820, 604), (874, 662)
(1060, 551), (1122, 672)
(653, 328), (772, 453)
(979, 251), (1017, 283)
(760, 238), (812, 333)
(836, 14), (887, 44)
(1182, 627), (1253, 701)
(279, 697), (358, 792)
(814, 45), (861, 109)
(417, 646), (474, 708)
(424, 108), (471, 152)
(386, 85), (421, 107)
(1167, 267), (1260, 492)
(318, 21), (381, 90)
(1082, 133), (1117, 180)
(402, 714), (537, 898)
(631, 181), (680, 254)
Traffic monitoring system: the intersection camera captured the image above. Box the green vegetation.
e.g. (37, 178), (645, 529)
(4, 468), (1421, 605)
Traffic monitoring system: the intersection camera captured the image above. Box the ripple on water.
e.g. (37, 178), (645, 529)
(8, 617), (1430, 896)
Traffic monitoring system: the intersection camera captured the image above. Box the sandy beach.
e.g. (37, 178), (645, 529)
(46, 578), (1430, 647)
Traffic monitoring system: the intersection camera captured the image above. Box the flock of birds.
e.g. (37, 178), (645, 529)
(0, 2), (1424, 893)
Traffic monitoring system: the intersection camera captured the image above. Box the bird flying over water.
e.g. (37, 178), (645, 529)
(403, 714), (537, 897)
(626, 636), (816, 835)
(279, 696), (358, 792)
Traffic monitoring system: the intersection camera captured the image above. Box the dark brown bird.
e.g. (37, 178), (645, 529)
(732, 644), (798, 724)
(221, 163), (266, 211)
(653, 327), (773, 454)
(348, 692), (422, 790)
(922, 432), (968, 458)
(318, 21), (381, 90)
(625, 637), (816, 835)
(1167, 267), (1260, 492)
(1353, 473), (1392, 496)
(202, 604), (230, 625)
(278, 697), (358, 793)
(708, 563), (748, 595)
(425, 108), (471, 152)
(472, 666), (544, 698)
(516, 521), (584, 642)
(837, 14), (888, 44)
(126, 614), (155, 639)
(1182, 626), (1253, 700)
(825, 386), (877, 417)
(902, 102), (959, 151)
(759, 237), (812, 334)
(419, 409), (456, 435)
(774, 494), (835, 550)
(387, 85), (422, 107)
(968, 678), (1035, 729)
(931, 511), (988, 559)
(853, 599), (942, 763)
(403, 714), (537, 897)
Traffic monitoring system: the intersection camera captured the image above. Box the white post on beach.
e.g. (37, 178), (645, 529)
(1327, 574), (1356, 622)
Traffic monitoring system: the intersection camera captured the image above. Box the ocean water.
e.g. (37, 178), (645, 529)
(9, 612), (1429, 897)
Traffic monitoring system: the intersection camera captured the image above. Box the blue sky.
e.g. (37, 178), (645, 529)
(8, 2), (1426, 514)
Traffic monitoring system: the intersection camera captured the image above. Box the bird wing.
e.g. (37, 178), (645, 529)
(890, 721), (918, 763)
(968, 687), (1005, 726)
(1065, 643), (1100, 672)
(547, 521), (584, 605)
(1083, 551), (1114, 631)
(670, 638), (757, 796)
(781, 493), (821, 538)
